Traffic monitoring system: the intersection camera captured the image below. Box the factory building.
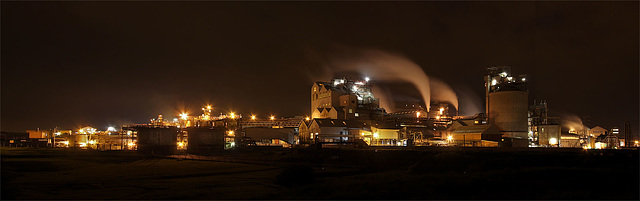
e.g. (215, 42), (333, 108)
(1, 132), (31, 147)
(602, 127), (622, 149)
(485, 66), (529, 147)
(134, 126), (180, 155)
(307, 119), (369, 143)
(26, 129), (52, 139)
(537, 125), (562, 147)
(311, 78), (385, 120)
(241, 117), (302, 147)
(186, 127), (227, 154)
(528, 100), (563, 147)
(369, 122), (407, 146)
(560, 133), (581, 148)
(589, 126), (607, 137)
(450, 124), (501, 147)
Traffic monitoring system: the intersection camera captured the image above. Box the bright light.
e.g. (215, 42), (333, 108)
(522, 78), (526, 82)
(416, 112), (421, 118)
(79, 143), (87, 147)
(228, 130), (235, 136)
(439, 108), (444, 115)
(128, 142), (135, 146)
(230, 112), (236, 119)
(305, 116), (310, 121)
(373, 133), (379, 138)
(206, 105), (212, 110)
(251, 115), (256, 120)
(447, 136), (453, 141)
(54, 132), (61, 136)
(88, 140), (96, 145)
(500, 72), (508, 77)
(270, 116), (275, 120)
(107, 126), (117, 132)
(177, 142), (184, 147)
(491, 79), (497, 86)
(352, 86), (358, 91)
(365, 77), (370, 82)
(549, 138), (558, 145)
(436, 115), (440, 120)
(180, 113), (189, 120)
(507, 77), (513, 81)
(79, 129), (85, 134)
(63, 141), (69, 145)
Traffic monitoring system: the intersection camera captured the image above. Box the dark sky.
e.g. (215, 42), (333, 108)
(2, 1), (638, 134)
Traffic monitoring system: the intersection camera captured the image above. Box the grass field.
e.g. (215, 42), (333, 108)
(2, 147), (638, 200)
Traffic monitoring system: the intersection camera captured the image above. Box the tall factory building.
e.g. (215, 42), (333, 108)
(311, 78), (385, 120)
(485, 66), (529, 147)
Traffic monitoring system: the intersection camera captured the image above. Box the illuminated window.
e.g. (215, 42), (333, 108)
(349, 109), (353, 113)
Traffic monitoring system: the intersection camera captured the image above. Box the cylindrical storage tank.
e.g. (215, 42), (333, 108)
(488, 91), (528, 144)
(187, 127), (226, 155)
(136, 127), (179, 155)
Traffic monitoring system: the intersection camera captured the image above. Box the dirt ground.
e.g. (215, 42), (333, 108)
(2, 147), (639, 200)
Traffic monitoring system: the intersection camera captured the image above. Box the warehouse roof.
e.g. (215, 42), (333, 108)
(452, 125), (500, 135)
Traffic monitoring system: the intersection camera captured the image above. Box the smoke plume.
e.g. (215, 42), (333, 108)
(455, 85), (483, 116)
(429, 77), (459, 110)
(371, 85), (395, 113)
(324, 47), (432, 111)
(560, 113), (585, 132)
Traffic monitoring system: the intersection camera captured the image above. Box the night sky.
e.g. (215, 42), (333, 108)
(2, 1), (638, 134)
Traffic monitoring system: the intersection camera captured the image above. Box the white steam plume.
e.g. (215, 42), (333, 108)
(455, 86), (483, 116)
(429, 77), (459, 111)
(371, 85), (395, 113)
(560, 113), (585, 132)
(327, 48), (432, 111)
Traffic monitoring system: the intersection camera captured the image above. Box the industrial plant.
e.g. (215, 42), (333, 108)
(2, 67), (637, 154)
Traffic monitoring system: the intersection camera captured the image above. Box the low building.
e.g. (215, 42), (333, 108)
(308, 119), (369, 143)
(560, 133), (580, 148)
(1, 132), (29, 147)
(26, 129), (51, 139)
(369, 125), (405, 146)
(450, 124), (501, 147)
(244, 127), (296, 147)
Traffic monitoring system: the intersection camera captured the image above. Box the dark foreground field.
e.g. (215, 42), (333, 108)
(2, 147), (638, 200)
